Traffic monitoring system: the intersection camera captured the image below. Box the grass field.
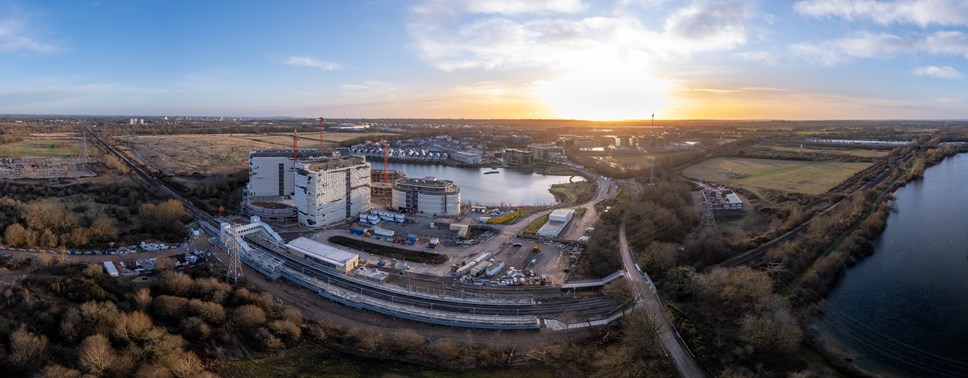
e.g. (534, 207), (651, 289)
(683, 157), (871, 195)
(522, 214), (550, 235)
(0, 139), (78, 158)
(763, 145), (890, 158)
(118, 132), (393, 175)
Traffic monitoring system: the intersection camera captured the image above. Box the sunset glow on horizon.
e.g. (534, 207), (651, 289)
(2, 1), (968, 120)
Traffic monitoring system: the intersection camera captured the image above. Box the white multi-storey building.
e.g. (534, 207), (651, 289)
(448, 150), (483, 164)
(391, 177), (460, 216)
(247, 149), (333, 198)
(293, 156), (371, 228)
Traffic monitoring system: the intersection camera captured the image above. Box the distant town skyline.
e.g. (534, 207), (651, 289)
(2, 0), (968, 120)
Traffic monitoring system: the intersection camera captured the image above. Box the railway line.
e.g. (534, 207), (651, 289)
(243, 232), (625, 318)
(720, 151), (908, 268)
(87, 128), (629, 327)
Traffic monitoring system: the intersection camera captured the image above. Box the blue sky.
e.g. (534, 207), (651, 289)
(2, 0), (968, 120)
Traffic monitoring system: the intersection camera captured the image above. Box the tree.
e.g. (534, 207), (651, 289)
(186, 299), (226, 325)
(79, 301), (120, 335)
(88, 215), (118, 242)
(152, 295), (189, 320)
(68, 227), (91, 247)
(35, 364), (82, 378)
(23, 202), (77, 234)
(4, 223), (28, 247)
(232, 304), (266, 328)
(162, 351), (204, 378)
(103, 155), (130, 173)
(159, 271), (193, 296)
(114, 311), (153, 343)
(8, 325), (47, 367)
(38, 229), (58, 248)
(78, 334), (117, 375)
(133, 287), (153, 311)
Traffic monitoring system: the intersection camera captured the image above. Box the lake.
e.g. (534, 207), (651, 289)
(813, 153), (968, 377)
(382, 162), (583, 206)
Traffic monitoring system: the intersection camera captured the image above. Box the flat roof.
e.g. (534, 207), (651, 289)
(286, 237), (358, 266)
(550, 208), (575, 217)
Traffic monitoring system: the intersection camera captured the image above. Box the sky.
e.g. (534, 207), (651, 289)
(2, 0), (968, 120)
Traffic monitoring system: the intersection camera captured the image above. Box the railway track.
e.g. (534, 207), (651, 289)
(88, 128), (628, 322)
(720, 151), (908, 268)
(244, 233), (625, 318)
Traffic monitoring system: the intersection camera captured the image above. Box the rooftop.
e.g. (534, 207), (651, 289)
(298, 155), (368, 172)
(250, 148), (339, 159)
(286, 237), (358, 266)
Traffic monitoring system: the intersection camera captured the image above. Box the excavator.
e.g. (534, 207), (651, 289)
(530, 241), (542, 253)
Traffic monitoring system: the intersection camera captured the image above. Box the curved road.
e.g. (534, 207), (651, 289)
(619, 222), (707, 378)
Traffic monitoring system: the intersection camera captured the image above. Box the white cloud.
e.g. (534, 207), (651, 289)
(734, 51), (776, 65)
(791, 33), (908, 65)
(913, 65), (964, 79)
(0, 19), (56, 53)
(408, 0), (757, 72)
(664, 0), (751, 50)
(284, 56), (342, 70)
(463, 0), (584, 15)
(791, 31), (968, 65)
(794, 0), (968, 27)
(922, 31), (968, 57)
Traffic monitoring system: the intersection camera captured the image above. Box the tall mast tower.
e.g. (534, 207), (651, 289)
(292, 128), (299, 163)
(319, 117), (326, 151)
(225, 227), (245, 285)
(382, 139), (389, 182)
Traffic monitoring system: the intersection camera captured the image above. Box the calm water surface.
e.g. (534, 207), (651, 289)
(814, 153), (968, 377)
(384, 162), (582, 206)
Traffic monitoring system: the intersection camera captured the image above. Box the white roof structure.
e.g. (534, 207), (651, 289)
(286, 237), (358, 266)
(549, 209), (575, 222)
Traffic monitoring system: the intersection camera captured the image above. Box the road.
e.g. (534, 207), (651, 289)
(619, 222), (707, 378)
(467, 170), (615, 256)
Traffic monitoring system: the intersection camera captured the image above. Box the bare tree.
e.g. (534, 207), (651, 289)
(8, 325), (47, 367)
(78, 334), (117, 375)
(133, 287), (152, 311)
(113, 311), (153, 343)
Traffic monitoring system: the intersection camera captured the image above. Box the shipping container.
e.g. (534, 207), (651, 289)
(373, 228), (395, 238)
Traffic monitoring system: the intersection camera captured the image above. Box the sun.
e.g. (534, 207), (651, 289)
(533, 63), (671, 121)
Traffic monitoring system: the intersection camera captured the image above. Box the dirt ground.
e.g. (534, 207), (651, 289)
(310, 210), (577, 287)
(116, 132), (393, 175)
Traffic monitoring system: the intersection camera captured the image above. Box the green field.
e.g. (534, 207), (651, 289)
(683, 157), (871, 195)
(764, 145), (889, 158)
(0, 139), (78, 158)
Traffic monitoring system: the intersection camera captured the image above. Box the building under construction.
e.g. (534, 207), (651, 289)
(371, 168), (405, 197)
(392, 177), (461, 216)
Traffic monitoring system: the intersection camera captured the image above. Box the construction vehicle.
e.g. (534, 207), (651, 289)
(531, 241), (541, 253)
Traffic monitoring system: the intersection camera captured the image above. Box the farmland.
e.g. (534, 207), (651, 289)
(683, 157), (871, 195)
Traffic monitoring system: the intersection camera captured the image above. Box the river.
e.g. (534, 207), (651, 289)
(814, 153), (968, 377)
(383, 162), (583, 206)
